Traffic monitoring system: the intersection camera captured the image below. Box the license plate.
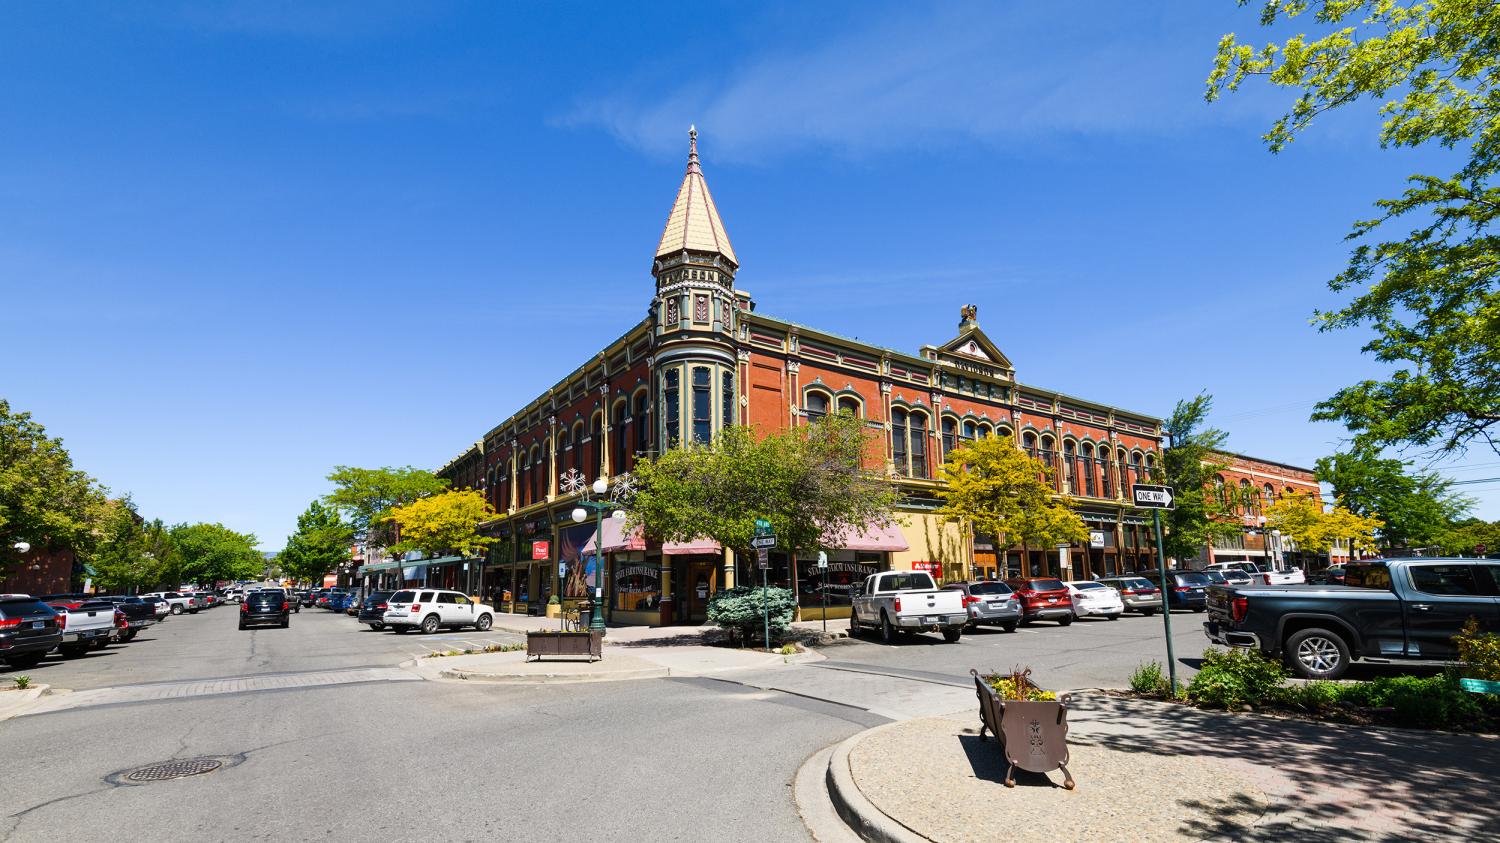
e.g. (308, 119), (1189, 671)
(31, 621), (44, 629)
(987, 601), (1004, 608)
(923, 615), (939, 624)
(1045, 597), (1057, 603)
(81, 630), (99, 638)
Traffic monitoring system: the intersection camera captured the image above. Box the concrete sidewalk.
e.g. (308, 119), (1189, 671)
(408, 643), (813, 683)
(488, 613), (847, 645)
(809, 692), (1500, 842)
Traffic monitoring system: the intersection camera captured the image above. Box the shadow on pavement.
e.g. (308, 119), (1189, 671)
(1072, 695), (1500, 841)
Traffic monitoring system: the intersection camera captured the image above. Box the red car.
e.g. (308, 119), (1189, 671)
(1003, 577), (1075, 626)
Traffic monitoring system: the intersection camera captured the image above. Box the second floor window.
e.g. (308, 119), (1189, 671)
(805, 391), (829, 422)
(691, 366), (712, 444)
(664, 370), (680, 447)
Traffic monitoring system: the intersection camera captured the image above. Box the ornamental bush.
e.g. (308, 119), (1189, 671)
(1455, 618), (1500, 682)
(1128, 661), (1170, 696)
(1186, 647), (1288, 709)
(1336, 671), (1483, 729)
(706, 586), (797, 646)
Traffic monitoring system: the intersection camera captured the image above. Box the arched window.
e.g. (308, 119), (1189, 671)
(1079, 443), (1096, 497)
(634, 392), (651, 454)
(994, 425), (1013, 442)
(1117, 449), (1130, 494)
(1063, 441), (1077, 494)
(572, 422), (585, 474)
(1129, 451), (1143, 491)
(909, 411), (928, 479)
(497, 461), (509, 511)
(723, 371), (736, 429)
(1022, 431), (1038, 458)
(978, 423), (993, 438)
(663, 369), (680, 447)
(691, 367), (712, 444)
(1144, 453), (1156, 483)
(892, 409), (909, 475)
(1213, 475), (1227, 507)
(941, 417), (956, 454)
(534, 445), (546, 503)
(837, 396), (861, 417)
(1040, 435), (1058, 490)
(1263, 483), (1275, 508)
(1239, 478), (1253, 515)
(805, 391), (830, 422)
(961, 420), (978, 444)
(558, 430), (572, 487)
(612, 402), (628, 475)
(1098, 446), (1112, 498)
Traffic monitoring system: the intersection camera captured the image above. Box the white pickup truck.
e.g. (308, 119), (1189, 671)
(850, 571), (968, 643)
(50, 600), (118, 657)
(1204, 561), (1306, 586)
(144, 591), (198, 614)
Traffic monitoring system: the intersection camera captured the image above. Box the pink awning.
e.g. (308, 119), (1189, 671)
(579, 519), (647, 554)
(827, 522), (909, 552)
(663, 537), (721, 555)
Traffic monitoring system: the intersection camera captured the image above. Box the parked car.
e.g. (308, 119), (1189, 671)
(1323, 566), (1347, 586)
(1003, 577), (1074, 626)
(0, 595), (61, 668)
(144, 592), (197, 615)
(140, 595), (170, 619)
(1064, 581), (1124, 620)
(941, 580), (1021, 632)
(239, 589), (291, 630)
(1206, 558), (1500, 679)
(357, 592), (395, 630)
(848, 572), (967, 643)
(328, 592), (358, 613)
(344, 594), (363, 616)
(383, 589), (497, 635)
(1095, 576), (1162, 615)
(1204, 561), (1306, 586)
(48, 599), (117, 656)
(1135, 570), (1211, 612)
(91, 596), (157, 641)
(194, 591), (219, 609)
(296, 590), (314, 608)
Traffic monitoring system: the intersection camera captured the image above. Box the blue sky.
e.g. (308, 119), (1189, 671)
(4, 1), (1496, 549)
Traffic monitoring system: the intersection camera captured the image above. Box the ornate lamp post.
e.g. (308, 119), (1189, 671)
(562, 469), (632, 632)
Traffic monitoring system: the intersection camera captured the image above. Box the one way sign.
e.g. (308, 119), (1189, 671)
(1132, 484), (1175, 509)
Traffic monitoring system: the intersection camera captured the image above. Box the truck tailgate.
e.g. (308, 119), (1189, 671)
(896, 589), (964, 618)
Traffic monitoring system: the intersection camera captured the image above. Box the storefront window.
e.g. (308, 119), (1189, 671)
(793, 552), (885, 608)
(612, 553), (660, 611)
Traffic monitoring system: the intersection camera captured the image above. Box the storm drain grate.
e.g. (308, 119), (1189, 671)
(124, 758), (223, 782)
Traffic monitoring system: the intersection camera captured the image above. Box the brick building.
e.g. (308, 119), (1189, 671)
(1195, 451), (1347, 572)
(433, 131), (1166, 624)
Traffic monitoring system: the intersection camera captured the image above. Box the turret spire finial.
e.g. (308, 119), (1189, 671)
(687, 125), (701, 174)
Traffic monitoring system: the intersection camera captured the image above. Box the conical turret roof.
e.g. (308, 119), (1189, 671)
(655, 126), (737, 267)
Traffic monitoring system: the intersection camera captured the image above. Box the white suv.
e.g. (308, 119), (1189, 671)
(383, 589), (495, 634)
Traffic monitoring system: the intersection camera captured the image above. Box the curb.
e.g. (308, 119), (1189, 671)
(0, 683), (52, 722)
(794, 743), (863, 843)
(825, 724), (928, 843)
(439, 665), (670, 684)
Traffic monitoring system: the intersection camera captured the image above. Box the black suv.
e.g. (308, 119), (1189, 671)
(1136, 570), (1211, 612)
(356, 592), (395, 630)
(0, 595), (62, 668)
(239, 589), (290, 630)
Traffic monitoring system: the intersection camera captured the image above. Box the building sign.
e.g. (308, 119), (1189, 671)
(910, 561), (941, 576)
(531, 541), (550, 561)
(796, 559), (882, 608)
(1089, 531), (1106, 549)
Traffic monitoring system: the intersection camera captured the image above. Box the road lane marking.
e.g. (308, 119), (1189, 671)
(19, 666), (419, 717)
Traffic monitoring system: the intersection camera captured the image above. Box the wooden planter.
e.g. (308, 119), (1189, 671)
(526, 630), (603, 662)
(970, 669), (1075, 789)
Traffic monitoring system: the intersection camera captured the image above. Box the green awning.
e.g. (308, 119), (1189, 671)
(359, 556), (477, 574)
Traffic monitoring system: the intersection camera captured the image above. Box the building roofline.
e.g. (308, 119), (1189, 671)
(1207, 449), (1316, 477)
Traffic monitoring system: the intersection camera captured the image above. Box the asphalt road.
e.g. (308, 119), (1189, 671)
(0, 609), (867, 843)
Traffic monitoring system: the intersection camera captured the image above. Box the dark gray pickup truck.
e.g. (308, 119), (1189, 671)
(1204, 558), (1500, 679)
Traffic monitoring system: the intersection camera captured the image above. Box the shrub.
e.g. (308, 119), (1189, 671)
(1284, 680), (1341, 712)
(984, 674), (1057, 701)
(706, 586), (797, 646)
(1336, 671), (1482, 729)
(547, 595), (560, 606)
(1186, 647), (1289, 709)
(1129, 661), (1170, 696)
(1455, 618), (1500, 681)
(12, 675), (31, 690)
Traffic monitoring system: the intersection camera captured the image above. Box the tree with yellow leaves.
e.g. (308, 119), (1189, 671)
(385, 489), (498, 560)
(936, 434), (1087, 571)
(1265, 492), (1382, 559)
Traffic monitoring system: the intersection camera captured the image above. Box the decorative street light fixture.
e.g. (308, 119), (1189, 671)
(1270, 529), (1283, 571)
(13, 541), (30, 554)
(562, 468), (632, 632)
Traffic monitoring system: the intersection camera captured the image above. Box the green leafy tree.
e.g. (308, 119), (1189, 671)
(1315, 447), (1472, 548)
(386, 489), (498, 559)
(0, 399), (107, 574)
(629, 413), (900, 586)
(170, 522), (263, 586)
(1208, 1), (1500, 457)
(323, 466), (448, 550)
(85, 497), (162, 593)
(279, 501), (354, 585)
(1161, 394), (1241, 563)
(1266, 492), (1382, 556)
(935, 434), (1087, 557)
(1436, 517), (1500, 556)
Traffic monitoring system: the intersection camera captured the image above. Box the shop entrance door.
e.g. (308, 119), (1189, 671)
(676, 558), (717, 623)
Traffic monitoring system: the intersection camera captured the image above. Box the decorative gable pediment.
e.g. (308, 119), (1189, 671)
(932, 327), (1014, 379)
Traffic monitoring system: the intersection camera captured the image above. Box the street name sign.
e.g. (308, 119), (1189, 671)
(750, 534), (777, 549)
(1132, 484), (1175, 509)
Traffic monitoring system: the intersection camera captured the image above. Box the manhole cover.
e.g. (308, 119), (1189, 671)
(124, 758), (223, 782)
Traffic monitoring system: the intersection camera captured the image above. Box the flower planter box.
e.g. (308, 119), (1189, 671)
(526, 630), (603, 662)
(544, 603), (562, 619)
(970, 669), (1075, 789)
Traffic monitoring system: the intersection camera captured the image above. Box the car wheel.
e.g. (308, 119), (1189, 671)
(59, 644), (87, 658)
(3, 652), (46, 669)
(238, 621), (247, 630)
(1139, 609), (1156, 617)
(188, 608), (199, 614)
(120, 629), (138, 641)
(879, 612), (895, 644)
(1057, 616), (1073, 627)
(1106, 614), (1121, 621)
(281, 618), (290, 628)
(90, 638), (109, 650)
(1001, 620), (1018, 633)
(849, 608), (861, 637)
(392, 625), (407, 635)
(942, 627), (962, 643)
(420, 614), (441, 634)
(1284, 627), (1351, 680)
(475, 614), (493, 631)
(370, 622), (385, 631)
(171, 605), (183, 615)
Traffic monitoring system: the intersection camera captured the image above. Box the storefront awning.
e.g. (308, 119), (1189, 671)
(580, 519), (648, 554)
(359, 560), (402, 573)
(826, 522), (910, 552)
(663, 537), (720, 555)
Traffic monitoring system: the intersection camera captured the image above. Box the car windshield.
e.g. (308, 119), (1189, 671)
(966, 582), (1013, 595)
(1175, 573), (1211, 586)
(1070, 582), (1107, 590)
(1028, 579), (1066, 591)
(390, 591), (416, 603)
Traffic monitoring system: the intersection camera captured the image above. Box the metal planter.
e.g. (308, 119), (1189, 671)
(526, 630), (603, 662)
(970, 669), (1076, 789)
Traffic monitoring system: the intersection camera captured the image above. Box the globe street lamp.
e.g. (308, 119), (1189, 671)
(1271, 529), (1283, 571)
(13, 541), (30, 555)
(562, 469), (631, 632)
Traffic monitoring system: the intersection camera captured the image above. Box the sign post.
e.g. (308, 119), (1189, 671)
(1133, 483), (1178, 693)
(817, 551), (829, 633)
(754, 519), (774, 651)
